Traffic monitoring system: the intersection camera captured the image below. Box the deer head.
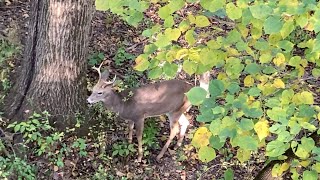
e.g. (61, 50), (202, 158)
(87, 63), (116, 104)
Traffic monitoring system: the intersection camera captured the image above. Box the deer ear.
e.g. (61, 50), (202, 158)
(100, 70), (110, 81)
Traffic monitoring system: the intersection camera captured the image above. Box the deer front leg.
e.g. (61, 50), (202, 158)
(176, 114), (189, 148)
(156, 120), (180, 161)
(128, 120), (134, 143)
(135, 119), (144, 162)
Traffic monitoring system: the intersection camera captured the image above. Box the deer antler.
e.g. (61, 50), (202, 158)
(92, 61), (104, 79)
(92, 61), (115, 84)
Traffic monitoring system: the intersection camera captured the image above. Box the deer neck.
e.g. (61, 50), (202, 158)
(103, 91), (125, 115)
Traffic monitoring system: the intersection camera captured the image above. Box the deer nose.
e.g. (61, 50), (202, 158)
(87, 97), (94, 104)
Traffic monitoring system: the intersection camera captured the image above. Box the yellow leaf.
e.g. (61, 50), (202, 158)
(244, 75), (254, 87)
(272, 162), (290, 177)
(300, 160), (311, 167)
(300, 91), (314, 104)
(254, 119), (270, 141)
(257, 75), (268, 84)
(273, 78), (285, 89)
(236, 148), (251, 163)
(217, 72), (227, 80)
(271, 163), (281, 177)
(175, 49), (189, 60)
(259, 83), (276, 96)
(191, 127), (212, 148)
(312, 162), (320, 173)
(292, 93), (302, 105)
(237, 24), (249, 38)
(297, 66), (305, 77)
(225, 47), (241, 56)
(279, 163), (290, 174)
(273, 53), (286, 67)
(188, 14), (195, 24)
(317, 113), (320, 121)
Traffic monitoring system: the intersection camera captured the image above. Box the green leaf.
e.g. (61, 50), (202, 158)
(264, 16), (284, 34)
(312, 68), (320, 78)
(200, 0), (225, 13)
(185, 29), (196, 45)
(254, 39), (270, 51)
(163, 62), (178, 77)
(224, 168), (234, 180)
(227, 82), (240, 94)
(199, 48), (226, 66)
(226, 3), (242, 20)
(178, 20), (190, 32)
(313, 34), (320, 53)
(186, 87), (208, 105)
(209, 136), (224, 149)
(298, 105), (316, 118)
(245, 63), (261, 75)
(198, 146), (216, 162)
(95, 0), (109, 11)
(243, 108), (263, 118)
(302, 170), (318, 180)
(154, 33), (171, 48)
(158, 5), (172, 19)
(148, 68), (162, 79)
(239, 118), (254, 131)
(237, 148), (251, 163)
(143, 44), (158, 54)
(183, 60), (197, 75)
(125, 11), (143, 26)
(267, 107), (288, 122)
(266, 140), (290, 157)
(266, 98), (281, 108)
(209, 80), (225, 97)
(248, 87), (261, 97)
(14, 124), (20, 133)
(292, 137), (315, 159)
(249, 4), (273, 20)
(164, 15), (174, 28)
(296, 14), (308, 28)
(225, 57), (244, 79)
(225, 29), (242, 44)
(262, 66), (277, 74)
(259, 52), (273, 64)
(277, 40), (294, 53)
(236, 135), (258, 151)
(288, 56), (301, 67)
(195, 15), (210, 27)
(168, 0), (185, 12)
(164, 28), (181, 41)
(280, 20), (295, 38)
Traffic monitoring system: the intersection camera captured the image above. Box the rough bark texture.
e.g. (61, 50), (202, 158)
(4, 0), (93, 130)
(254, 132), (320, 179)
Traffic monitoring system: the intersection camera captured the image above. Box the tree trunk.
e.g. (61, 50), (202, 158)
(254, 132), (320, 179)
(4, 0), (93, 130)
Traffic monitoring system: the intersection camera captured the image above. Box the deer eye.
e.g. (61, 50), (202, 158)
(97, 92), (103, 95)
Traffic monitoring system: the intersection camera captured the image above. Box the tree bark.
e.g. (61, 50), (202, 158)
(4, 0), (93, 130)
(254, 132), (320, 179)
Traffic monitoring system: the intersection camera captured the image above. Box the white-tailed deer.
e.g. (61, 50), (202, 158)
(87, 64), (192, 162)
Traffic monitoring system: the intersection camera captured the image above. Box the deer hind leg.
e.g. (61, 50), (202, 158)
(128, 120), (134, 143)
(156, 112), (181, 160)
(135, 119), (144, 162)
(176, 113), (190, 148)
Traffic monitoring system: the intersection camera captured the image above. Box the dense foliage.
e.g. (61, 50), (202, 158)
(96, 0), (320, 178)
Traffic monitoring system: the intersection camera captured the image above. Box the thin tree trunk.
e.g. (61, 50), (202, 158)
(254, 132), (320, 179)
(4, 0), (93, 130)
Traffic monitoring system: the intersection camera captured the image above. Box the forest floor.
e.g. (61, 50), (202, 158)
(0, 1), (267, 179)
